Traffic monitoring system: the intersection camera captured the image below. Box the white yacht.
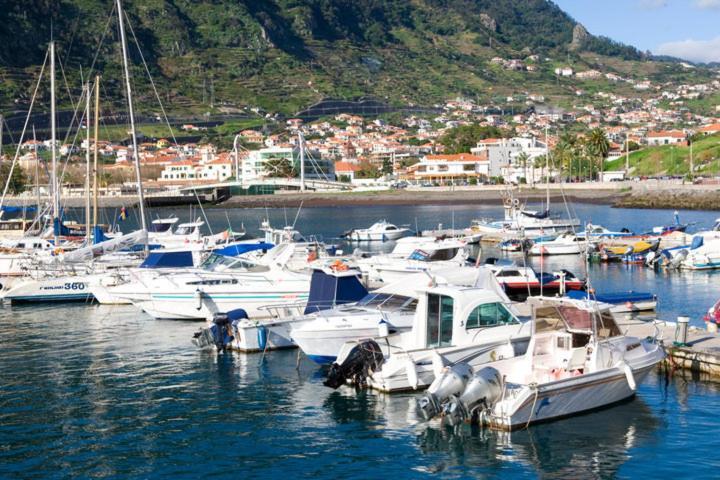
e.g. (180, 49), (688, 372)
(528, 232), (594, 256)
(348, 220), (410, 242)
(109, 243), (311, 320)
(354, 236), (469, 287)
(324, 268), (532, 393)
(421, 296), (665, 430)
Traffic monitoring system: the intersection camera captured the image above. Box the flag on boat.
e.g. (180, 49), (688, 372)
(119, 206), (127, 221)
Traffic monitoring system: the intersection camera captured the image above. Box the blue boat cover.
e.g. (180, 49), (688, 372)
(140, 250), (195, 269)
(304, 269), (368, 314)
(567, 290), (654, 304)
(213, 242), (274, 257)
(93, 225), (107, 244)
(1, 205), (36, 214)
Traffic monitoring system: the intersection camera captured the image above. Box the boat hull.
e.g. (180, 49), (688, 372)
(489, 364), (656, 431)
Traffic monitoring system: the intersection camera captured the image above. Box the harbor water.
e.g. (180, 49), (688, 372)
(1, 202), (719, 478)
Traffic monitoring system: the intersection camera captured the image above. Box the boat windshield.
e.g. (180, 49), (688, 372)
(150, 223), (174, 233)
(534, 305), (621, 338)
(356, 293), (416, 311)
(175, 225), (196, 235)
(202, 253), (269, 273)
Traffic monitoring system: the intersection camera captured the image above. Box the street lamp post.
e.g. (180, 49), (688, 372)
(233, 134), (241, 183)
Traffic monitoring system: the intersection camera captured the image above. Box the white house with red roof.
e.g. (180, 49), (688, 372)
(646, 130), (687, 146)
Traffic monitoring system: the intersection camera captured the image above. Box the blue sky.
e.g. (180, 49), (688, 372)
(553, 0), (720, 63)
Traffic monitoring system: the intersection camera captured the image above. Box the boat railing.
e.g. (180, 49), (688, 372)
(258, 299), (346, 320)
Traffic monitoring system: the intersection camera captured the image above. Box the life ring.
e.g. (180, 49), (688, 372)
(330, 260), (348, 272)
(513, 198), (521, 207)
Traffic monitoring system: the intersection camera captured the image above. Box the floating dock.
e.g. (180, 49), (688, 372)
(619, 317), (720, 377)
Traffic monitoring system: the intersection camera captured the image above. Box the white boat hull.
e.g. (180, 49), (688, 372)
(489, 364), (655, 430)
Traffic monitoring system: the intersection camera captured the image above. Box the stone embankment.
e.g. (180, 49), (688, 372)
(614, 184), (720, 210)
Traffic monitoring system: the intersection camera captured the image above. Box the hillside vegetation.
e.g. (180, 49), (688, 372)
(606, 134), (720, 176)
(0, 0), (713, 116)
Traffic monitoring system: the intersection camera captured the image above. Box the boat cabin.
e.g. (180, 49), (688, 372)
(405, 285), (522, 350)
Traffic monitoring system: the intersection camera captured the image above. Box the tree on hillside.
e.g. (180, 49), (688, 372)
(263, 155), (295, 178)
(0, 163), (28, 195)
(439, 125), (505, 154)
(586, 128), (610, 180)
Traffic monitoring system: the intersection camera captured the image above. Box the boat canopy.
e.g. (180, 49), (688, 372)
(533, 301), (621, 338)
(139, 251), (194, 269)
(213, 241), (273, 257)
(62, 229), (148, 263)
(304, 268), (368, 314)
(521, 209), (550, 219)
(567, 290), (654, 304)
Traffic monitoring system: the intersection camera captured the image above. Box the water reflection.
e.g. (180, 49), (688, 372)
(414, 397), (658, 479)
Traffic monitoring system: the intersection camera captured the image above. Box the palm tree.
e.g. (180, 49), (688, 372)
(516, 152), (530, 184)
(587, 128), (610, 181)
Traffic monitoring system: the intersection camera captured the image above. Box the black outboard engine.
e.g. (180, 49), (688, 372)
(416, 362), (473, 420)
(324, 340), (384, 389)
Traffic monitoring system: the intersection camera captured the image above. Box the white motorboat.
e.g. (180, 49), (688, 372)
(420, 296), (665, 430)
(584, 224), (634, 239)
(193, 264), (370, 353)
(324, 267), (532, 393)
(110, 243), (311, 320)
(348, 220), (410, 242)
(528, 232), (594, 256)
(290, 268), (483, 363)
(354, 237), (469, 287)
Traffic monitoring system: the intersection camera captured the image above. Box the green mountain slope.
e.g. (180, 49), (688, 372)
(0, 1), (712, 116)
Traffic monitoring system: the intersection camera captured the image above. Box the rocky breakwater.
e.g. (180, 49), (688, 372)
(615, 183), (720, 210)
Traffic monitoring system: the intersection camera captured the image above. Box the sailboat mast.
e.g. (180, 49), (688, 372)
(33, 126), (40, 214)
(93, 75), (100, 228)
(299, 131), (305, 192)
(116, 0), (148, 236)
(85, 83), (91, 244)
(545, 126), (550, 211)
(50, 41), (59, 247)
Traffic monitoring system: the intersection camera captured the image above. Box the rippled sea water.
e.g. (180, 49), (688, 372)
(1, 202), (720, 478)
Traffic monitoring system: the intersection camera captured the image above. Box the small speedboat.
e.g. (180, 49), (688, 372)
(600, 239), (659, 263)
(529, 232), (594, 256)
(566, 290), (657, 313)
(499, 238), (532, 252)
(484, 258), (585, 300)
(418, 296), (665, 430)
(347, 220), (410, 242)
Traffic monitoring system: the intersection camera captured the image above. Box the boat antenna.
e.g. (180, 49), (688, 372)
(116, 0), (148, 248)
(292, 201), (304, 229)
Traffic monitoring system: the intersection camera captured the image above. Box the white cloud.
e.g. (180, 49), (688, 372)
(638, 0), (667, 9)
(695, 0), (720, 8)
(656, 37), (720, 63)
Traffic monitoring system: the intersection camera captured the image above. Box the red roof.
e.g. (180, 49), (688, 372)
(334, 161), (360, 172)
(699, 123), (720, 133)
(648, 130), (685, 138)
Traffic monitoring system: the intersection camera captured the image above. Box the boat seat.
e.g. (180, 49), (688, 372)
(565, 346), (586, 371)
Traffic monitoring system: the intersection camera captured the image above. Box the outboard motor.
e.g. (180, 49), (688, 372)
(443, 367), (503, 426)
(192, 312), (235, 351)
(324, 340), (384, 389)
(416, 362), (473, 420)
(670, 249), (689, 269)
